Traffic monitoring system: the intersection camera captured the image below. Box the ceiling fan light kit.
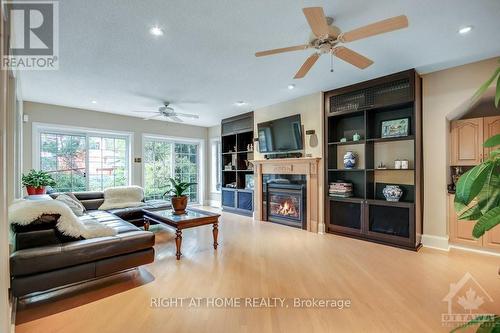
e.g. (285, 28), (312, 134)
(134, 102), (199, 123)
(255, 7), (409, 79)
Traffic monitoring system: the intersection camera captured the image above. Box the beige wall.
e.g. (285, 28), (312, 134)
(23, 102), (209, 200)
(253, 92), (324, 228)
(421, 57), (499, 240)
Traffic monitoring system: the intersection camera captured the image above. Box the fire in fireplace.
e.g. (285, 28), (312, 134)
(266, 182), (306, 229)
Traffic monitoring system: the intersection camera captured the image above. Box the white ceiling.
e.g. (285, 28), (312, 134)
(18, 0), (500, 127)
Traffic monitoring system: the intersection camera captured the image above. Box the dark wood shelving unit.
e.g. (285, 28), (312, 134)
(324, 69), (423, 250)
(221, 112), (255, 216)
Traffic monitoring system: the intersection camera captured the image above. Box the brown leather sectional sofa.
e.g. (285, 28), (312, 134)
(10, 191), (170, 297)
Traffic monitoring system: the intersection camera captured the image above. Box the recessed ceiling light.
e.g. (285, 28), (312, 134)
(149, 26), (164, 36)
(288, 84), (296, 90)
(458, 26), (472, 35)
(235, 101), (247, 106)
(91, 100), (97, 104)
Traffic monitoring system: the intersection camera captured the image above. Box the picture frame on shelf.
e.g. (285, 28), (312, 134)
(381, 117), (409, 138)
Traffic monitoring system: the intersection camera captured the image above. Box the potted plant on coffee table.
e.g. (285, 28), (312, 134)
(163, 178), (197, 215)
(22, 169), (56, 195)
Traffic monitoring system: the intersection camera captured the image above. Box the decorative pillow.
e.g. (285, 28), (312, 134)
(66, 192), (87, 212)
(56, 194), (85, 216)
(98, 186), (145, 210)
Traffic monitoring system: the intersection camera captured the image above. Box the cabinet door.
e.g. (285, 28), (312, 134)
(448, 195), (482, 247)
(483, 226), (500, 251)
(450, 118), (483, 165)
(483, 116), (500, 159)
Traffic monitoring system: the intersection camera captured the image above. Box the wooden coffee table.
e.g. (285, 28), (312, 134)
(142, 208), (221, 260)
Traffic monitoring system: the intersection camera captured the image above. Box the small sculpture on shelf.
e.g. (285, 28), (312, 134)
(383, 185), (403, 202)
(343, 151), (357, 169)
(224, 163), (233, 171)
(340, 137), (347, 143)
(353, 133), (361, 141)
(226, 182), (237, 188)
(246, 143), (253, 152)
(377, 162), (387, 169)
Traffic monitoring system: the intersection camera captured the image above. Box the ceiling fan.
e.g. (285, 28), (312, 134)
(255, 7), (409, 79)
(134, 102), (199, 122)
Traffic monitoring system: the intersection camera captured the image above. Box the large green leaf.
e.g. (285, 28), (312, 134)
(456, 201), (483, 221)
(450, 315), (500, 333)
(454, 162), (493, 205)
(472, 206), (500, 238)
(477, 166), (500, 214)
(496, 73), (500, 108)
(484, 134), (500, 148)
(472, 67), (500, 105)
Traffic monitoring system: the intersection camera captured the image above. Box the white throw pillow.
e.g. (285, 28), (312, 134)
(56, 194), (85, 216)
(98, 186), (145, 210)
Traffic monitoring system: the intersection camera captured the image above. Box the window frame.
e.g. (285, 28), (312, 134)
(142, 133), (205, 205)
(210, 137), (221, 194)
(32, 122), (134, 191)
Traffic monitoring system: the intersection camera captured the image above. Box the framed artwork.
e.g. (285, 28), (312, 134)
(381, 118), (410, 138)
(245, 174), (254, 190)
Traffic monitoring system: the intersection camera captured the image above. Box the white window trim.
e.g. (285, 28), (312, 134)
(32, 122), (134, 187)
(142, 133), (205, 205)
(210, 137), (221, 194)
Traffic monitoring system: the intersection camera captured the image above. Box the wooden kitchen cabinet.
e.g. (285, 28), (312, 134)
(448, 195), (482, 247)
(450, 118), (483, 166)
(483, 115), (500, 159)
(484, 227), (500, 250)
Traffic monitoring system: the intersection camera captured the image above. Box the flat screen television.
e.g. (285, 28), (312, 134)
(257, 114), (303, 153)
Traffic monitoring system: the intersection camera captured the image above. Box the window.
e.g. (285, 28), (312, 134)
(210, 139), (221, 193)
(35, 124), (131, 192)
(143, 136), (201, 203)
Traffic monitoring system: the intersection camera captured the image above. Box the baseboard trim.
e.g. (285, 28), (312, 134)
(421, 234), (450, 251)
(449, 244), (500, 257)
(204, 200), (221, 208)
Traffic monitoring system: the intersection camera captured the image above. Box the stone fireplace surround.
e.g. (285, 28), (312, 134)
(251, 158), (322, 233)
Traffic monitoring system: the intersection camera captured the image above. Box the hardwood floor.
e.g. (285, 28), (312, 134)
(15, 208), (500, 333)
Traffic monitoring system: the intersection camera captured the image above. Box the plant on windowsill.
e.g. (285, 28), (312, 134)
(22, 169), (56, 195)
(163, 178), (197, 215)
(451, 59), (500, 333)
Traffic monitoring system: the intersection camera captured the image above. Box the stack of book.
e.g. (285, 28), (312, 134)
(329, 182), (353, 198)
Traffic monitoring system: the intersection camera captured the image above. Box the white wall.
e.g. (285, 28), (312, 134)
(23, 102), (209, 201)
(207, 125), (221, 206)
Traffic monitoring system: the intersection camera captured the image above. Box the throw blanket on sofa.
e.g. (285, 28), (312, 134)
(99, 185), (145, 210)
(9, 199), (117, 239)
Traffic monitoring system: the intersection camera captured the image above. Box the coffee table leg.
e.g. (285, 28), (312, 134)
(213, 223), (218, 250)
(144, 217), (150, 231)
(175, 229), (182, 260)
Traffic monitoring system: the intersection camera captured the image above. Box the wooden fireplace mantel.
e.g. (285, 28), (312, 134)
(250, 157), (322, 233)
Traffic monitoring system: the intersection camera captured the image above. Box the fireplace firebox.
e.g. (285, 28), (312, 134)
(266, 182), (306, 229)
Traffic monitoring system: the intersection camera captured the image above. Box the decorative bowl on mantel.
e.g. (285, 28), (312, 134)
(382, 185), (403, 202)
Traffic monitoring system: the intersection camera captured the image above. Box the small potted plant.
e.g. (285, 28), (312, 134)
(22, 169), (56, 195)
(163, 178), (197, 215)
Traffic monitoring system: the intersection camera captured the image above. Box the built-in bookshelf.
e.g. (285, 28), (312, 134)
(323, 69), (423, 250)
(221, 112), (254, 216)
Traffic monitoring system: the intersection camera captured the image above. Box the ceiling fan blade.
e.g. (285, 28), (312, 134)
(255, 45), (309, 57)
(302, 7), (330, 37)
(168, 116), (184, 123)
(334, 46), (373, 69)
(143, 114), (163, 120)
(134, 110), (158, 113)
(294, 53), (320, 79)
(341, 15), (408, 42)
(169, 112), (199, 119)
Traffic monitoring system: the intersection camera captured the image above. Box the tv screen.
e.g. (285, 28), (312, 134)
(257, 114), (303, 153)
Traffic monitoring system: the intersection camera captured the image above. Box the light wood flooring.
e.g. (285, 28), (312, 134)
(15, 208), (500, 333)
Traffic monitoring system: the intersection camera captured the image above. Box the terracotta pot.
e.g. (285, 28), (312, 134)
(171, 196), (188, 215)
(26, 186), (46, 195)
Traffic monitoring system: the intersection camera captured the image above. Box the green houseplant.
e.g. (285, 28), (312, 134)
(163, 178), (197, 215)
(22, 169), (56, 195)
(452, 60), (500, 333)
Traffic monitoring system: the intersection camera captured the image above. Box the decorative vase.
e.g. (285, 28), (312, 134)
(26, 186), (46, 195)
(353, 133), (361, 141)
(383, 185), (403, 202)
(171, 196), (188, 215)
(343, 151), (356, 169)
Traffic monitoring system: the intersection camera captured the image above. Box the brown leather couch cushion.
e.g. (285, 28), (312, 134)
(10, 211), (154, 277)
